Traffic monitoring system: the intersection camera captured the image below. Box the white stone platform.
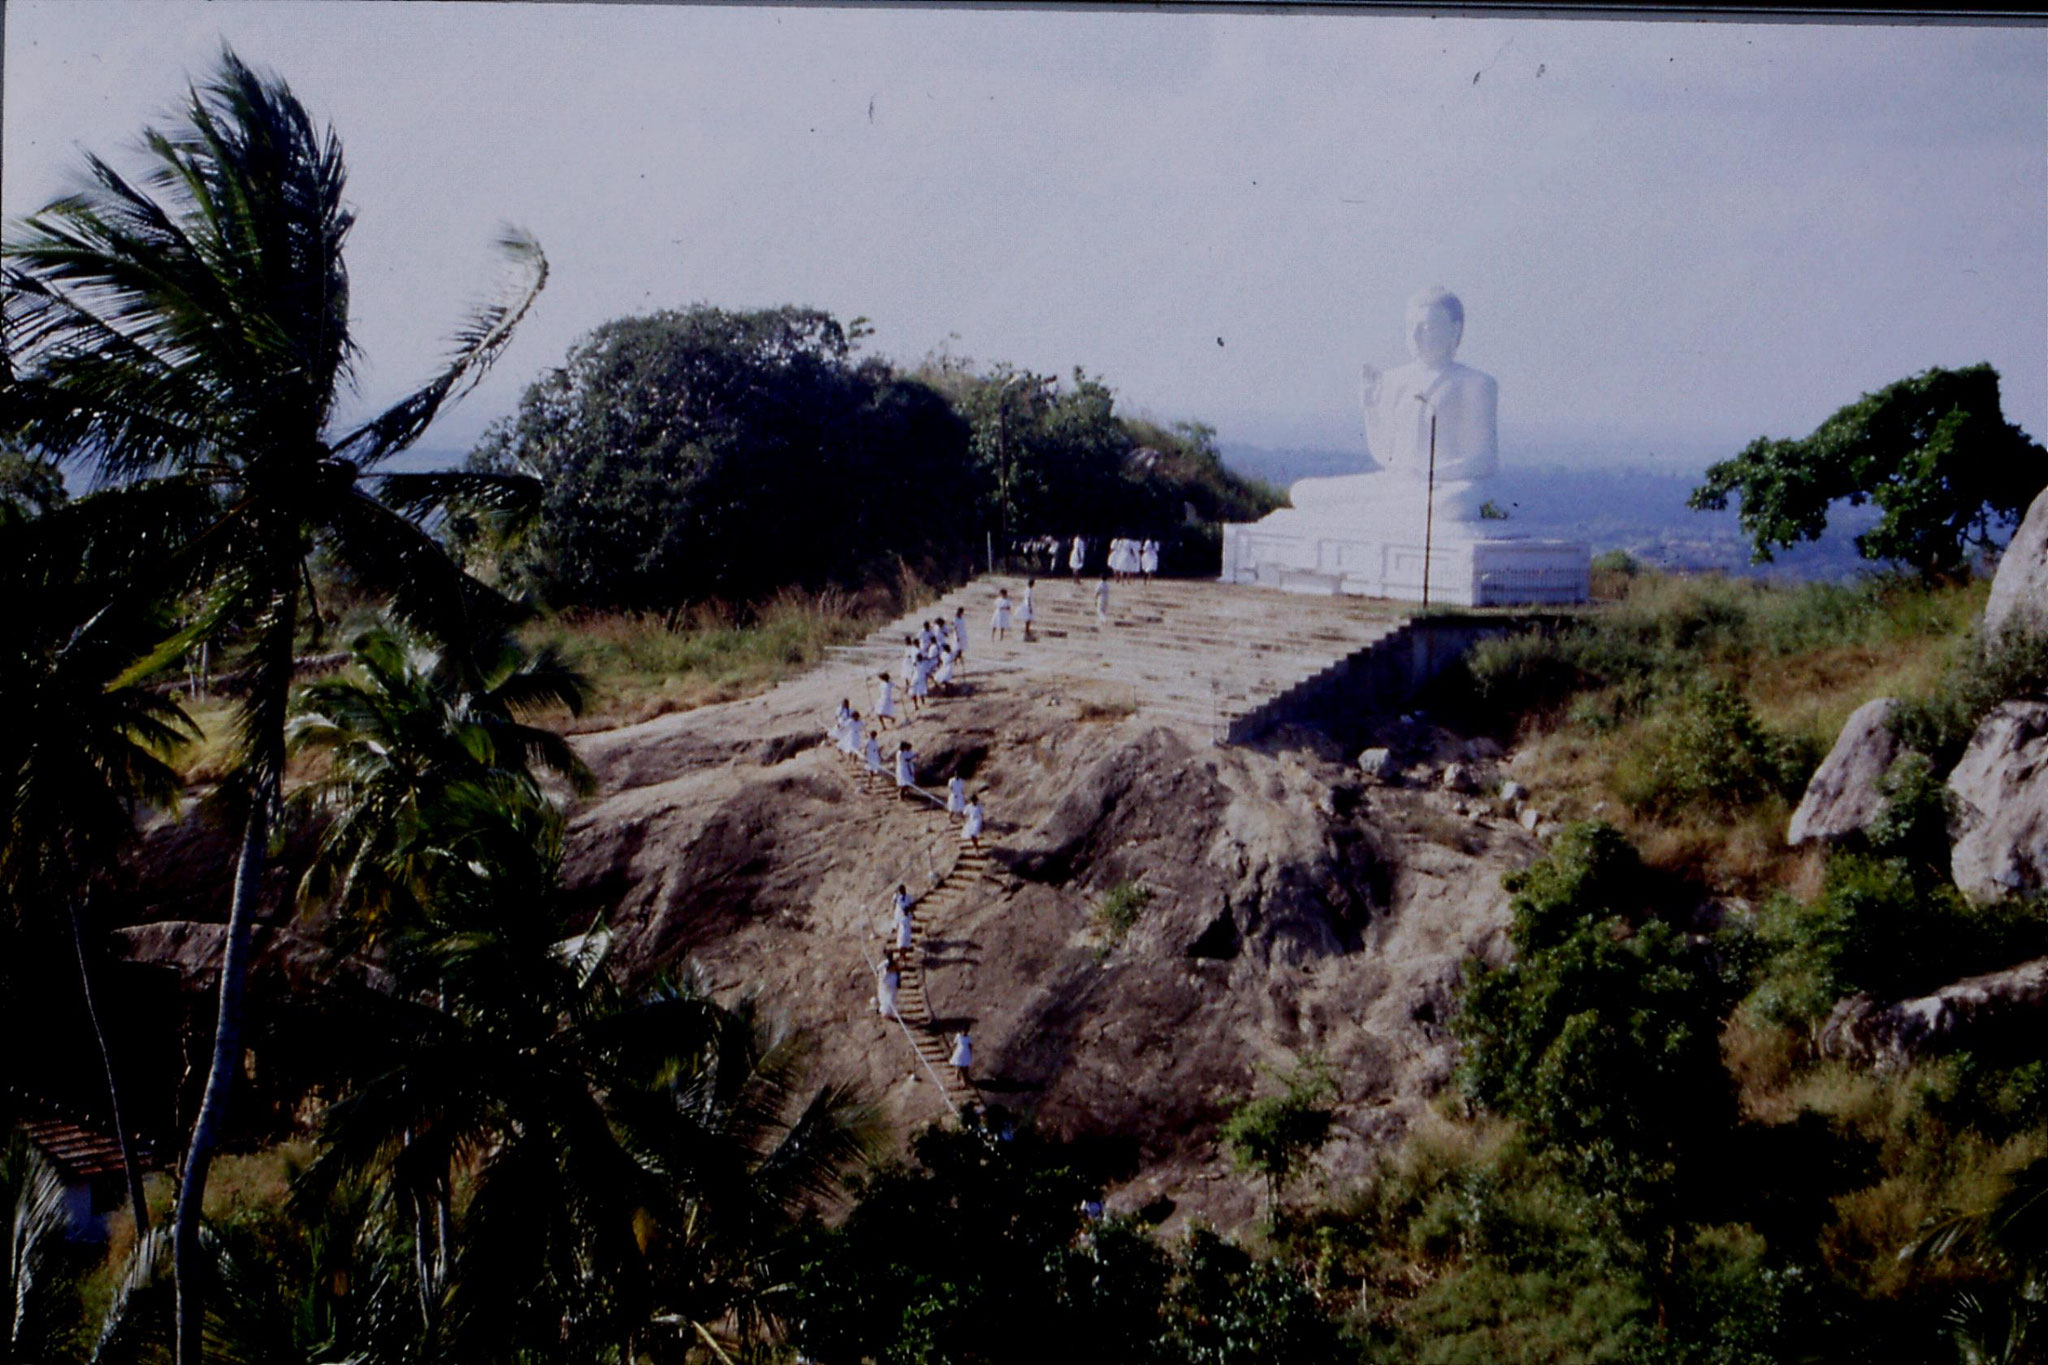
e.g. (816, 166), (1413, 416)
(1221, 517), (1589, 607)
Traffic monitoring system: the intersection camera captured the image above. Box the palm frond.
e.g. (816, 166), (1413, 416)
(330, 230), (547, 469)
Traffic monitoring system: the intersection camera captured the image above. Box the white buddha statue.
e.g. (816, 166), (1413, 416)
(1290, 287), (1499, 526)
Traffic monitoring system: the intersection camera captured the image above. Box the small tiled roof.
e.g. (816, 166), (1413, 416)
(20, 1119), (129, 1181)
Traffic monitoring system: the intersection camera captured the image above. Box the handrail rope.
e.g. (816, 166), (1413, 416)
(891, 994), (963, 1119)
(863, 914), (963, 1119)
(828, 720), (975, 1118)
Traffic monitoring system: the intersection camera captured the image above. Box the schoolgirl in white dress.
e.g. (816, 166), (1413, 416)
(935, 647), (956, 691)
(863, 730), (884, 775)
(990, 589), (1013, 641)
(892, 886), (915, 951)
(909, 653), (931, 710)
(961, 795), (985, 847)
(1140, 539), (1159, 578)
(947, 775), (966, 815)
(948, 1031), (973, 1083)
(1020, 579), (1037, 642)
(1069, 535), (1086, 577)
(876, 952), (901, 1019)
(875, 674), (897, 728)
(894, 741), (917, 794)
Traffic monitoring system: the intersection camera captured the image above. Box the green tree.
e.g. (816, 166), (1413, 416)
(1688, 364), (2047, 579)
(2, 50), (545, 1364)
(466, 305), (976, 609)
(1218, 1054), (1339, 1215)
(303, 788), (870, 1360)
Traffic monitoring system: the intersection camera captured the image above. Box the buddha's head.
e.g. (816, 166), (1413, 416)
(1404, 287), (1464, 369)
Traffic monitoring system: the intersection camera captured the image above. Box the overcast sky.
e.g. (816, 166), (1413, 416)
(5, 3), (2043, 470)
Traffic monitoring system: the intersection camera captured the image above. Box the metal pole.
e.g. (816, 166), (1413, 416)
(997, 384), (1010, 572)
(1423, 412), (1437, 610)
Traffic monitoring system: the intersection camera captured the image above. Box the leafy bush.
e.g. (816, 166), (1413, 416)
(786, 1116), (1353, 1365)
(1455, 825), (1744, 1230)
(1745, 854), (2048, 1023)
(1611, 682), (1817, 818)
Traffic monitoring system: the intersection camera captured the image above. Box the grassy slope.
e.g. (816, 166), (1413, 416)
(1329, 567), (2045, 1358)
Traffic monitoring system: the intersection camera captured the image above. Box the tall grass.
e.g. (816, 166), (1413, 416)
(523, 588), (892, 730)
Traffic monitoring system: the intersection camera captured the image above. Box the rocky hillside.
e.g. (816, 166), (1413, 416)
(562, 586), (1544, 1229)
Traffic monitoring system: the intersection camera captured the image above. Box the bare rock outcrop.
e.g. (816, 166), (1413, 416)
(559, 659), (1534, 1229)
(1818, 956), (2048, 1067)
(1786, 697), (1901, 847)
(1984, 484), (2048, 642)
(1947, 700), (2048, 900)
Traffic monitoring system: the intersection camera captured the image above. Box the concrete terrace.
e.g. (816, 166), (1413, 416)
(826, 574), (1427, 743)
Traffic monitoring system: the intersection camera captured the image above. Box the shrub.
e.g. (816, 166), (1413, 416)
(1890, 624), (2048, 772)
(1220, 1054), (1339, 1213)
(1094, 880), (1151, 946)
(1745, 855), (2048, 1023)
(1612, 681), (1816, 818)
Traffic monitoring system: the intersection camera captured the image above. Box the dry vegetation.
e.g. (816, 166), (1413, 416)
(1451, 568), (1988, 895)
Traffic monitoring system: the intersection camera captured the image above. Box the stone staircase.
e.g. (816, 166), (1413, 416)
(829, 574), (1419, 742)
(845, 759), (986, 1115)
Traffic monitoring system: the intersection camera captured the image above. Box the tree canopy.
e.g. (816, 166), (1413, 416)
(1688, 364), (2047, 578)
(465, 306), (978, 609)
(462, 310), (1282, 610)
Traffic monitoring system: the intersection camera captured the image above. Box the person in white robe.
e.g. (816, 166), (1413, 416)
(1069, 535), (1086, 578)
(947, 775), (966, 815)
(962, 795), (985, 848)
(1020, 578), (1037, 642)
(1140, 539), (1159, 578)
(990, 589), (1013, 641)
(876, 952), (901, 1019)
(909, 654), (931, 710)
(875, 674), (897, 728)
(949, 1031), (973, 1085)
(894, 741), (917, 796)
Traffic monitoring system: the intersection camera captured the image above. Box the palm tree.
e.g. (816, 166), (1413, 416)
(3, 49), (545, 1364)
(287, 616), (591, 940)
(1906, 1156), (2048, 1365)
(298, 772), (871, 1361)
(1, 498), (198, 1234)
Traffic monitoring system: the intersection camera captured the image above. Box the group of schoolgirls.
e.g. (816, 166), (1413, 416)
(1104, 537), (1159, 581)
(892, 610), (970, 717)
(830, 697), (989, 835)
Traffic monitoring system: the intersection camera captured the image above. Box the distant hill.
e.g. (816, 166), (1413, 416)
(1218, 442), (1886, 581)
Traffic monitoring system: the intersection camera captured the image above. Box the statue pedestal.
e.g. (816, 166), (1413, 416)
(1221, 510), (1590, 607)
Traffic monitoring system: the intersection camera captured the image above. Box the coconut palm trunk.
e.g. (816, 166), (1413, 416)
(174, 587), (292, 1365)
(171, 780), (276, 1363)
(66, 888), (150, 1235)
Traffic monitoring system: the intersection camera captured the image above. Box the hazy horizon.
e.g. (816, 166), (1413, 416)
(6, 4), (2043, 467)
